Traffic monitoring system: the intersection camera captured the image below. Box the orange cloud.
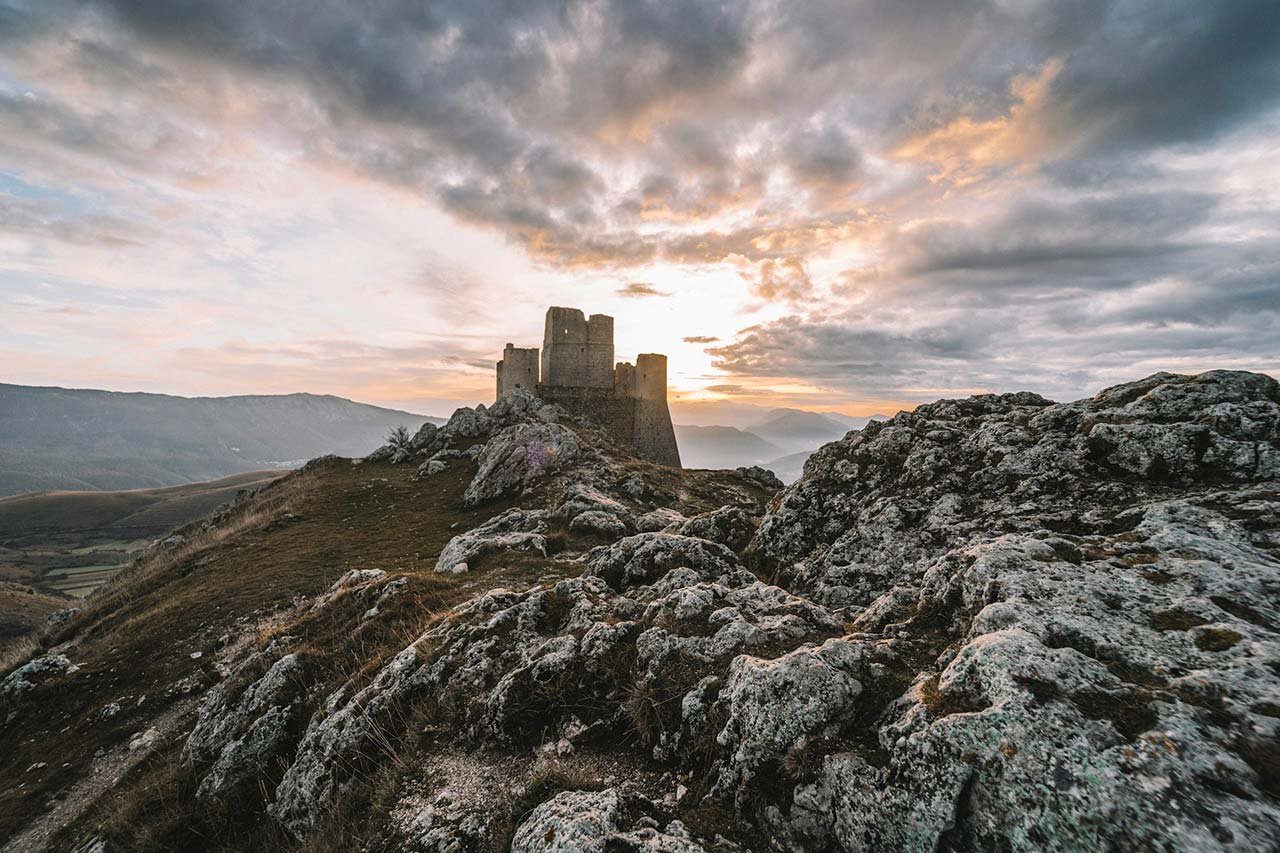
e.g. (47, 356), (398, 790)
(894, 58), (1064, 187)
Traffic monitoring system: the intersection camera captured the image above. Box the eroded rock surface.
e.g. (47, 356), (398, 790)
(512, 788), (717, 852)
(464, 421), (581, 507)
(217, 372), (1280, 849)
(735, 371), (1280, 850)
(434, 508), (550, 574)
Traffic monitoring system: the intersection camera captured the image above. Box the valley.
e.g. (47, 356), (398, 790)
(0, 471), (285, 610)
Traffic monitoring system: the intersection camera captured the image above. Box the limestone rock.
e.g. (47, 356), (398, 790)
(512, 789), (709, 852)
(416, 459), (448, 478)
(443, 405), (492, 439)
(391, 787), (492, 851)
(270, 649), (423, 837)
(668, 506), (755, 552)
(2, 654), (79, 698)
(463, 421), (581, 506)
(751, 369), (1280, 610)
(183, 653), (303, 802)
(434, 508), (549, 574)
(309, 569), (388, 611)
(726, 370), (1280, 850)
(569, 510), (629, 539)
(734, 465), (784, 492)
(46, 607), (79, 626)
(556, 484), (634, 525)
(196, 704), (295, 801)
(2, 654), (80, 721)
(410, 421), (439, 451)
(638, 508), (687, 532)
(585, 533), (740, 592)
(128, 727), (161, 752)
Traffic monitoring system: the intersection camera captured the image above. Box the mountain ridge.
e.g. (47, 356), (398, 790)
(0, 383), (442, 496)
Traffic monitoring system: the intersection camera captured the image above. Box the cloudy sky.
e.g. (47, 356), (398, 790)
(2, 1), (1277, 417)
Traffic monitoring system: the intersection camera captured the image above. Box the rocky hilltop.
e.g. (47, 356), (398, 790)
(1, 371), (1277, 851)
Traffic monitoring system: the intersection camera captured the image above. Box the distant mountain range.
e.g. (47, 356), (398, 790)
(0, 383), (441, 496)
(675, 406), (889, 481)
(673, 425), (786, 471)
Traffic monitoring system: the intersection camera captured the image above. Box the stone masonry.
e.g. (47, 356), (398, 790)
(495, 306), (682, 467)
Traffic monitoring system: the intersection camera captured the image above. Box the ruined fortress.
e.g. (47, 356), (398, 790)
(495, 307), (681, 467)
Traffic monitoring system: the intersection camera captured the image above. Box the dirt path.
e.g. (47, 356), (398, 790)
(2, 696), (200, 853)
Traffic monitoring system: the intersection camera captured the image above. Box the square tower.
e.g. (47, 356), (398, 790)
(496, 344), (540, 398)
(541, 306), (614, 388)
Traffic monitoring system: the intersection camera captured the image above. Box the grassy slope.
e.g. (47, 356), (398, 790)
(0, 583), (67, 640)
(0, 471), (287, 540)
(0, 471), (287, 608)
(0, 447), (773, 851)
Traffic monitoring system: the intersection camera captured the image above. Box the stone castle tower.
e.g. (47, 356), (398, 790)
(495, 306), (681, 467)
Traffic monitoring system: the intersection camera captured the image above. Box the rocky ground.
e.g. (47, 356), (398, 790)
(1, 372), (1277, 851)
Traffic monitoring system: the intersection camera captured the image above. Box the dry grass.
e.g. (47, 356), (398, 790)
(0, 633), (39, 676)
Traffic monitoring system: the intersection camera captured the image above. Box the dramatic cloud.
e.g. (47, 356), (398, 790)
(1, 0), (1277, 410)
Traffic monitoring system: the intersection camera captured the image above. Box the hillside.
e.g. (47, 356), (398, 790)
(673, 424), (784, 470)
(1, 372), (1277, 851)
(748, 408), (861, 452)
(0, 384), (442, 496)
(759, 449), (812, 484)
(0, 471), (285, 604)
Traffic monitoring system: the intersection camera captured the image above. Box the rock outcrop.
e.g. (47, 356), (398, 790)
(42, 370), (1275, 851)
(275, 371), (1280, 849)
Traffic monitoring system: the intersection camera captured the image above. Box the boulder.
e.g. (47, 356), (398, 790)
(725, 371), (1280, 850)
(569, 510), (629, 539)
(410, 421), (440, 452)
(750, 369), (1280, 610)
(416, 459), (448, 478)
(434, 509), (550, 574)
(1, 654), (80, 707)
(668, 506), (755, 552)
(512, 789), (710, 852)
(463, 422), (581, 506)
(585, 533), (741, 592)
(637, 508), (686, 532)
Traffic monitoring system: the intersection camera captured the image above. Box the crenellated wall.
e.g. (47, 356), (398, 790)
(494, 307), (681, 467)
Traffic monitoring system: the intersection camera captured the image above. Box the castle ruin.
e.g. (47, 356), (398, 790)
(495, 306), (681, 467)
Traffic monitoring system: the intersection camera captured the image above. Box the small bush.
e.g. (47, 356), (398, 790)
(386, 425), (413, 451)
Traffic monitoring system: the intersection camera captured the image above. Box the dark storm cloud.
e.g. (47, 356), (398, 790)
(710, 316), (995, 386)
(712, 236), (1280, 401)
(899, 191), (1219, 279)
(1041, 0), (1280, 153)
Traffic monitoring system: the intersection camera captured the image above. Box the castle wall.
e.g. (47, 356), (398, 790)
(496, 344), (539, 397)
(630, 354), (681, 467)
(541, 307), (614, 388)
(536, 385), (636, 445)
(493, 306), (681, 467)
